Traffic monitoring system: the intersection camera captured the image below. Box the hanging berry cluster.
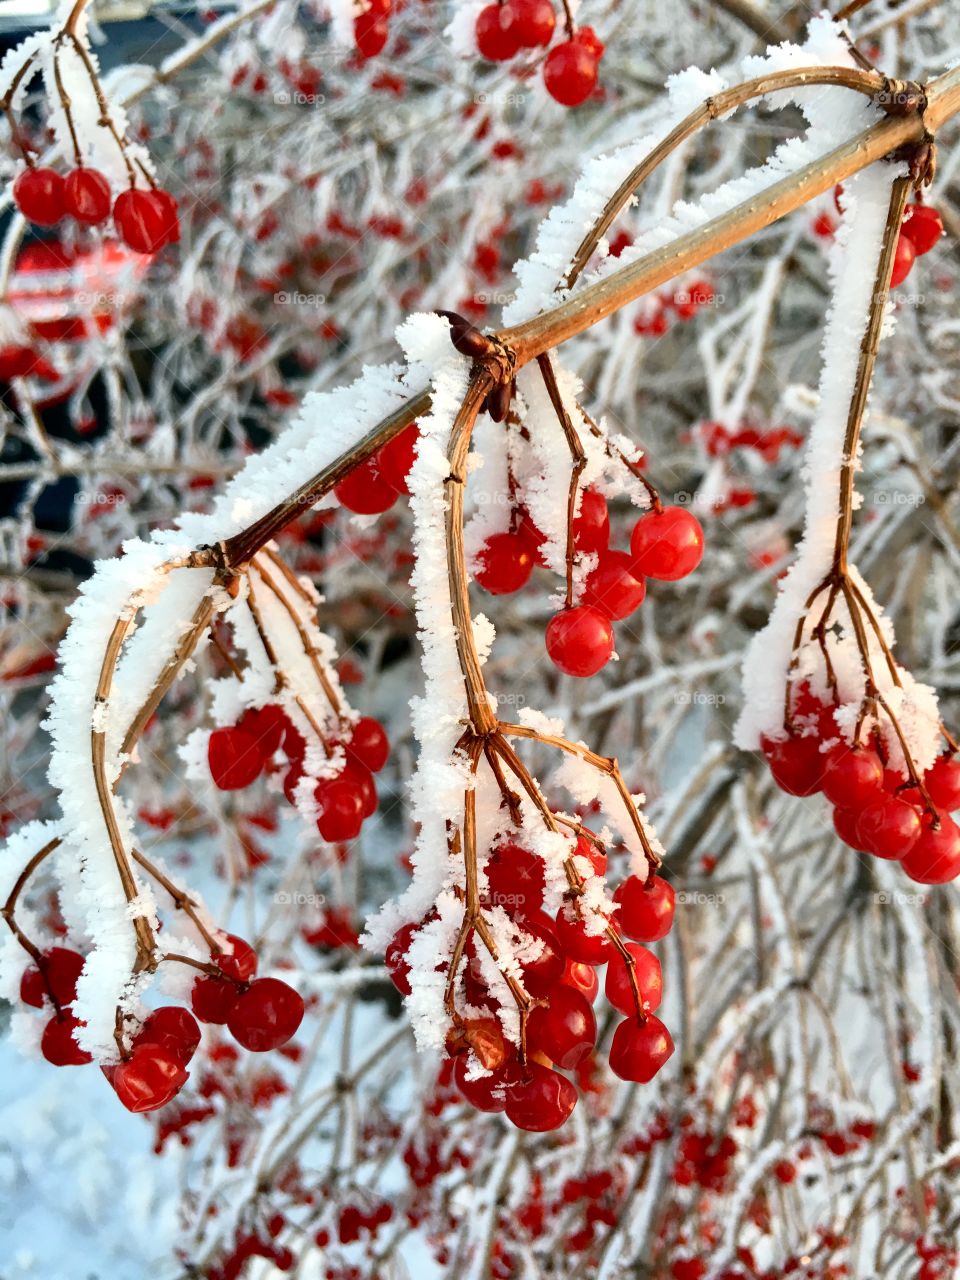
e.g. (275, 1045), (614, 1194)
(474, 1), (605, 108)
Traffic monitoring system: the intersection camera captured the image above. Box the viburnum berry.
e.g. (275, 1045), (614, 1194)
(573, 832), (606, 876)
(134, 1006), (202, 1063)
(0, 345), (57, 381)
(474, 531), (534, 595)
(924, 754), (960, 811)
(226, 976), (305, 1051)
(560, 955), (599, 1002)
(833, 804), (869, 852)
(13, 167), (66, 226)
(857, 796), (922, 860)
(19, 946), (84, 1009)
(475, 3), (521, 61)
(543, 36), (600, 108)
(216, 934), (259, 982)
(545, 606), (614, 677)
(504, 1062), (577, 1130)
(346, 716), (390, 773)
(516, 911), (565, 996)
(613, 874), (675, 942)
(573, 488), (609, 554)
(236, 703), (289, 758)
(113, 1043), (189, 1113)
(341, 761), (378, 818)
(582, 550), (646, 619)
(821, 744), (884, 810)
(764, 735), (825, 797)
(901, 817), (960, 885)
(385, 921), (417, 995)
(484, 841), (544, 914)
(902, 204), (943, 256)
(453, 1053), (513, 1112)
(608, 1014), (674, 1082)
(315, 774), (366, 841)
(630, 507), (704, 581)
(553, 903), (614, 964)
(41, 1011), (93, 1066)
(208, 726), (265, 790)
(355, 6), (389, 57)
(63, 168), (112, 225)
(377, 423), (418, 494)
(113, 189), (171, 253)
(334, 455), (397, 514)
(191, 974), (240, 1024)
(604, 942), (662, 1015)
(526, 985), (596, 1068)
(890, 233), (916, 288)
(510, 0), (555, 46)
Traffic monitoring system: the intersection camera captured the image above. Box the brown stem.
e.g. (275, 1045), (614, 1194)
(536, 353), (586, 609)
(0, 837), (61, 973)
(256, 549), (344, 717)
(129, 848), (220, 951)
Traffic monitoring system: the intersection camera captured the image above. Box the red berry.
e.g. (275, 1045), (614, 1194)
(924, 755), (960, 811)
(484, 842), (545, 915)
(857, 796), (922, 860)
(475, 3), (521, 61)
(511, 0), (555, 46)
(355, 9), (389, 56)
(543, 39), (599, 108)
(113, 1043), (189, 1112)
(19, 966), (46, 1009)
(890, 233), (916, 287)
(208, 726), (264, 790)
(630, 507), (704, 581)
(453, 1053), (512, 1111)
(765, 735), (826, 797)
(191, 975), (240, 1024)
(474, 532), (534, 595)
(553, 903), (614, 964)
(378, 423), (418, 494)
(385, 921), (418, 995)
(902, 204), (943, 255)
(216, 934), (259, 982)
(560, 955), (599, 1002)
(613, 875), (675, 942)
(315, 775), (366, 841)
(152, 189), (180, 244)
(41, 1012), (92, 1066)
(604, 943), (662, 1016)
(13, 167), (66, 226)
(134, 1006), (202, 1063)
(504, 1062), (577, 1130)
(517, 910), (565, 996)
(833, 804), (869, 852)
(545, 606), (614, 677)
(821, 744), (884, 810)
(227, 977), (305, 1051)
(901, 817), (960, 885)
(346, 716), (389, 773)
(19, 946), (84, 1009)
(63, 168), (112, 225)
(582, 550), (646, 619)
(236, 704), (289, 757)
(334, 455), (397, 514)
(574, 833), (607, 877)
(573, 489), (609, 554)
(113, 189), (169, 253)
(608, 1014), (674, 1082)
(526, 985), (596, 1068)
(0, 345), (55, 381)
(340, 762), (378, 818)
(575, 24), (605, 57)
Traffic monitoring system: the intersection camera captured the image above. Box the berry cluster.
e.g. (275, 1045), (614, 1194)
(696, 420), (804, 463)
(13, 166), (180, 254)
(763, 684), (960, 884)
(891, 201), (944, 287)
(475, 3), (605, 108)
(633, 278), (715, 336)
(20, 933), (304, 1113)
(208, 704), (390, 844)
(386, 837), (677, 1131)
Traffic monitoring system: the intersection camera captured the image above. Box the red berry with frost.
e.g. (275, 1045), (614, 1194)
(475, 3), (520, 61)
(511, 0), (555, 46)
(13, 167), (66, 226)
(208, 726), (264, 790)
(765, 735), (825, 797)
(474, 531), (534, 595)
(236, 703), (289, 758)
(543, 39), (599, 108)
(573, 489), (609, 554)
(890, 233), (916, 287)
(901, 817), (960, 885)
(608, 1014), (674, 1082)
(484, 842), (544, 914)
(378, 423), (418, 494)
(526, 985), (596, 1068)
(554, 904), (614, 964)
(604, 942), (662, 1015)
(346, 716), (390, 773)
(134, 1006), (202, 1063)
(113, 1043), (189, 1112)
(924, 755), (960, 811)
(630, 507), (704, 581)
(821, 744), (884, 810)
(902, 204), (943, 255)
(216, 934), (259, 982)
(453, 1054), (513, 1111)
(20, 946), (84, 1009)
(857, 796), (922, 860)
(64, 168), (112, 225)
(517, 911), (565, 996)
(505, 1062), (577, 1130)
(545, 606), (614, 677)
(41, 1012), (92, 1066)
(227, 977), (304, 1051)
(583, 550), (646, 619)
(191, 975), (239, 1024)
(613, 874), (675, 942)
(385, 921), (417, 995)
(334, 455), (397, 514)
(315, 775), (366, 841)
